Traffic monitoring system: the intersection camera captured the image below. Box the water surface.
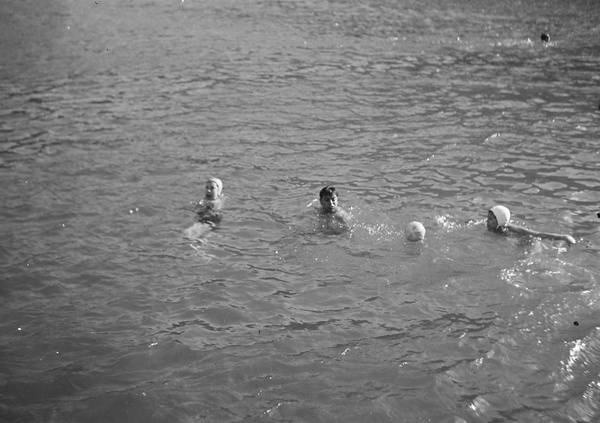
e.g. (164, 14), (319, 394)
(1, 0), (600, 422)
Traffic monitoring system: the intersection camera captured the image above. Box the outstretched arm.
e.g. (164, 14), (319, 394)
(507, 223), (576, 245)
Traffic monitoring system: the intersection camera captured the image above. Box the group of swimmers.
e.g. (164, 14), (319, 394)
(186, 177), (576, 246)
(318, 185), (576, 245)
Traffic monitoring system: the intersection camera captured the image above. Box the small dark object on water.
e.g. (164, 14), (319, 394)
(541, 33), (550, 43)
(597, 212), (600, 218)
(574, 321), (579, 326)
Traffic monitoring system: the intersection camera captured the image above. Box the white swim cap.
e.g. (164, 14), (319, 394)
(405, 221), (426, 242)
(207, 177), (223, 197)
(489, 205), (510, 228)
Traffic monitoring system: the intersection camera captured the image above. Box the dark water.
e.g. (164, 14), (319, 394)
(1, 0), (600, 422)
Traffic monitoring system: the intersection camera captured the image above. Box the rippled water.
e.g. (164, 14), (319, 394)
(1, 0), (600, 422)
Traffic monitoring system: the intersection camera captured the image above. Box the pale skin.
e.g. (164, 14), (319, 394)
(198, 180), (224, 212)
(486, 210), (576, 245)
(319, 192), (351, 223)
(204, 180), (221, 202)
(320, 192), (339, 214)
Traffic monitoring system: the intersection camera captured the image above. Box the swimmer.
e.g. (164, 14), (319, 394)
(405, 221), (426, 242)
(487, 205), (576, 245)
(204, 177), (223, 202)
(540, 33), (557, 47)
(319, 186), (339, 214)
(183, 177), (224, 240)
(319, 186), (351, 221)
(196, 177), (224, 225)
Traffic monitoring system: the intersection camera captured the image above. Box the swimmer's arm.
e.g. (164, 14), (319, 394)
(507, 223), (576, 245)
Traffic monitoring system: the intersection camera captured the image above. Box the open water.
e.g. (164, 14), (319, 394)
(1, 0), (600, 422)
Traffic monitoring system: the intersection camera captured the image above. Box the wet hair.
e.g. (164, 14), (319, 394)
(319, 186), (337, 199)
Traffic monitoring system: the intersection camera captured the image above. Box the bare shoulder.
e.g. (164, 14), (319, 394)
(335, 208), (351, 221)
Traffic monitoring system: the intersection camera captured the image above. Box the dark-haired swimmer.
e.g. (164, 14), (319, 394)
(319, 186), (351, 222)
(487, 205), (575, 245)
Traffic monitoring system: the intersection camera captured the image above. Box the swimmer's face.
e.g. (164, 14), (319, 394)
(486, 210), (498, 230)
(320, 193), (338, 213)
(205, 180), (220, 200)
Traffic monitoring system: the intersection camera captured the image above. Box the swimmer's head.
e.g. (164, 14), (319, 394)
(205, 177), (223, 200)
(487, 205), (510, 230)
(319, 186), (338, 213)
(405, 221), (426, 242)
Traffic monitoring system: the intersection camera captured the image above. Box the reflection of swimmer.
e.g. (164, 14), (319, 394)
(183, 177), (224, 240)
(405, 221), (426, 242)
(487, 205), (576, 245)
(319, 186), (351, 222)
